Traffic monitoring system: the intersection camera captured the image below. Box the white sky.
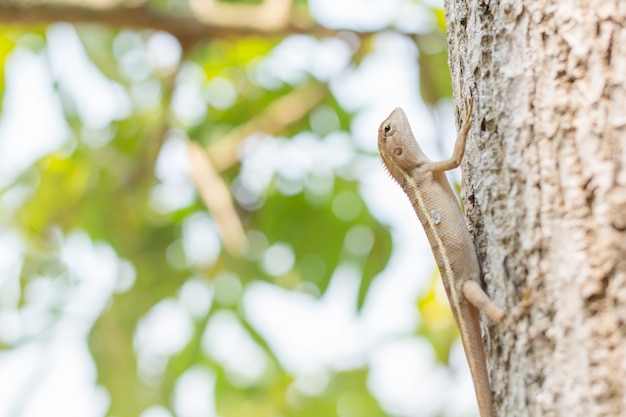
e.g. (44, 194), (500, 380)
(0, 0), (480, 416)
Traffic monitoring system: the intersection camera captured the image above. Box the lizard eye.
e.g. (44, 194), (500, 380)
(393, 147), (403, 156)
(383, 123), (395, 136)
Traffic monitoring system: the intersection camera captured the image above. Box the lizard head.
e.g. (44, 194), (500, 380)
(377, 107), (423, 184)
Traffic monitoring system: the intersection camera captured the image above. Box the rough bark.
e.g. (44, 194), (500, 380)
(444, 1), (626, 416)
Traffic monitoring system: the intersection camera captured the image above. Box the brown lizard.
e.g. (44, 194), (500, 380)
(377, 99), (503, 417)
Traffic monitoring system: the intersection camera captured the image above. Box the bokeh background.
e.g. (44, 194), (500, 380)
(0, 0), (477, 416)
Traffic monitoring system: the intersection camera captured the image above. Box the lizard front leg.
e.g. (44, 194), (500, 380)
(423, 98), (474, 173)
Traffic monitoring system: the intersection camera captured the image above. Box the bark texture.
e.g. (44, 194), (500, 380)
(443, 1), (626, 416)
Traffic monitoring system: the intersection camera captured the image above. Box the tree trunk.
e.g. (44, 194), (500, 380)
(444, 1), (626, 416)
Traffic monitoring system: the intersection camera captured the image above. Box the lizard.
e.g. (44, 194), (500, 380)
(377, 98), (504, 417)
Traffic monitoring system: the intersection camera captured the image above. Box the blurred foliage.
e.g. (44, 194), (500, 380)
(0, 0), (459, 416)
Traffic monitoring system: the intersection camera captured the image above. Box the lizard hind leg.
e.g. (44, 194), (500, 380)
(462, 281), (504, 324)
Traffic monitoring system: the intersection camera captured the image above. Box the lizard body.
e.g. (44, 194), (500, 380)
(377, 100), (503, 417)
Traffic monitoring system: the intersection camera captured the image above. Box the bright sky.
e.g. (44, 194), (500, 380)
(0, 0), (479, 416)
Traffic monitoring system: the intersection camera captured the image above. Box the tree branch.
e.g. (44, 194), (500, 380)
(0, 0), (351, 45)
(188, 141), (247, 257)
(208, 82), (330, 172)
(189, 0), (292, 32)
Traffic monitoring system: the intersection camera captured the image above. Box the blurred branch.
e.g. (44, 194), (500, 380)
(190, 0), (291, 32)
(190, 82), (328, 257)
(0, 0), (360, 45)
(208, 82), (329, 172)
(188, 141), (248, 257)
